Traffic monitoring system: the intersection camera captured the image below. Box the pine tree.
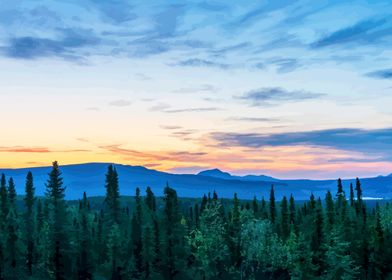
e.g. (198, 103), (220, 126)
(0, 174), (8, 223)
(252, 196), (258, 217)
(269, 185), (276, 224)
(280, 196), (290, 241)
(77, 192), (93, 280)
(24, 171), (35, 276)
(162, 185), (186, 279)
(45, 161), (68, 280)
(228, 193), (241, 269)
(7, 178), (17, 209)
(145, 187), (156, 213)
(4, 208), (23, 280)
(336, 178), (345, 211)
(289, 194), (296, 226)
(355, 178), (363, 215)
(349, 183), (355, 207)
(131, 187), (143, 279)
(105, 165), (120, 224)
(325, 191), (335, 230)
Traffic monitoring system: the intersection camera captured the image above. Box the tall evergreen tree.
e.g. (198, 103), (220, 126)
(325, 191), (335, 230)
(289, 194), (296, 226)
(7, 177), (16, 209)
(269, 185), (276, 224)
(24, 171), (35, 276)
(131, 187), (143, 279)
(280, 196), (290, 241)
(105, 165), (120, 224)
(45, 161), (68, 280)
(349, 183), (355, 207)
(77, 192), (93, 280)
(145, 187), (156, 213)
(162, 186), (186, 279)
(252, 196), (258, 217)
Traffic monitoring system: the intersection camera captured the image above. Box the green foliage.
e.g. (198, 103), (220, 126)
(0, 164), (391, 279)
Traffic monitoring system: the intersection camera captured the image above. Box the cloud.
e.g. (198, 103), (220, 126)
(165, 107), (221, 113)
(209, 127), (392, 157)
(238, 87), (324, 106)
(150, 103), (221, 114)
(367, 68), (392, 79)
(3, 28), (100, 60)
(86, 107), (101, 111)
(109, 99), (132, 107)
(267, 58), (302, 73)
(0, 146), (90, 153)
(134, 73), (152, 80)
(90, 1), (136, 24)
(226, 117), (279, 122)
(311, 18), (391, 48)
(172, 58), (232, 69)
(0, 146), (51, 153)
(160, 125), (183, 130)
(172, 84), (218, 94)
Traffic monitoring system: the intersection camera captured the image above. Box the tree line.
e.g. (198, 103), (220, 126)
(0, 161), (391, 279)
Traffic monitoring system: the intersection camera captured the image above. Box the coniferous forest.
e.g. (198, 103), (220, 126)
(0, 161), (391, 280)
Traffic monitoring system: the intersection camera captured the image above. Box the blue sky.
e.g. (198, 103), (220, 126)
(0, 0), (392, 178)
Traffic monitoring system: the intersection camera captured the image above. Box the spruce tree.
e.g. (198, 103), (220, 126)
(145, 187), (156, 213)
(280, 196), (289, 241)
(252, 196), (258, 217)
(105, 165), (120, 224)
(131, 187), (143, 279)
(355, 178), (363, 215)
(336, 178), (345, 211)
(45, 161), (68, 280)
(162, 185), (186, 279)
(269, 185), (276, 224)
(8, 177), (17, 209)
(349, 183), (355, 207)
(289, 194), (296, 226)
(24, 171), (35, 276)
(77, 192), (93, 280)
(0, 174), (8, 223)
(325, 191), (335, 230)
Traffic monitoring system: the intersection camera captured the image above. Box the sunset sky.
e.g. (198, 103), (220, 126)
(1, 0), (392, 179)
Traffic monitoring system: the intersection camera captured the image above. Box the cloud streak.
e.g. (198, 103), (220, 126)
(311, 18), (391, 48)
(238, 87), (324, 106)
(367, 68), (392, 79)
(210, 128), (392, 157)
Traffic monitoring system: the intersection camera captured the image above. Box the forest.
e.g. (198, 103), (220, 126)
(0, 161), (391, 280)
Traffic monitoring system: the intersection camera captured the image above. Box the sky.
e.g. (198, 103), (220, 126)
(0, 0), (392, 179)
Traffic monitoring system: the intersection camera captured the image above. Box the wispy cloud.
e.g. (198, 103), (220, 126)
(311, 18), (391, 48)
(210, 127), (392, 158)
(109, 99), (132, 107)
(367, 68), (392, 79)
(172, 58), (232, 69)
(0, 146), (90, 153)
(172, 84), (218, 94)
(238, 87), (324, 106)
(226, 117), (279, 122)
(0, 146), (50, 153)
(165, 107), (221, 113)
(3, 28), (100, 60)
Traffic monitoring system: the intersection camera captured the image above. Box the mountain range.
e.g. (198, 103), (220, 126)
(0, 162), (391, 200)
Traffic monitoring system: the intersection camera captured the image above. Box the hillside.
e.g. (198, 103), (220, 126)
(1, 163), (391, 200)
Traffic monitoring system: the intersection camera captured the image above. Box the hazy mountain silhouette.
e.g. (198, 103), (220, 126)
(1, 162), (391, 200)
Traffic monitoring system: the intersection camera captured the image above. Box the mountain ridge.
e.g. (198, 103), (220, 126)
(0, 162), (391, 200)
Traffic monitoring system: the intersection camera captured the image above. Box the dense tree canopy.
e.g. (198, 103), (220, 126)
(0, 164), (391, 279)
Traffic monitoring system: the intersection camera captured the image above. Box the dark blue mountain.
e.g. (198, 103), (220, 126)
(198, 168), (279, 182)
(0, 162), (391, 200)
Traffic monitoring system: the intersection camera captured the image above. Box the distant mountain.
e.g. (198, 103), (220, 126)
(198, 168), (279, 182)
(0, 163), (391, 200)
